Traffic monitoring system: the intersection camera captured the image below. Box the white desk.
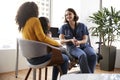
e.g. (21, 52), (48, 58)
(60, 74), (120, 80)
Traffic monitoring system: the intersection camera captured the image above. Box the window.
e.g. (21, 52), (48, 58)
(39, 0), (50, 18)
(0, 1), (19, 49)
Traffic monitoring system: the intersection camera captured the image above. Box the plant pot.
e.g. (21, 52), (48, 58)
(100, 45), (116, 71)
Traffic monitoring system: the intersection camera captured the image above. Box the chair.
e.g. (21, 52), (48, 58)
(68, 35), (96, 70)
(68, 35), (103, 70)
(95, 41), (103, 63)
(18, 39), (64, 80)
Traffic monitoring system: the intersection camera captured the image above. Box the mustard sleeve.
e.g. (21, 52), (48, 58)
(34, 18), (60, 46)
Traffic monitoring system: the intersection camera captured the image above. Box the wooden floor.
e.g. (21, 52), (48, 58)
(0, 65), (120, 80)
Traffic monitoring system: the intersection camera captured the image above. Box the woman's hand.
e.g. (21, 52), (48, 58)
(74, 40), (80, 46)
(71, 37), (77, 45)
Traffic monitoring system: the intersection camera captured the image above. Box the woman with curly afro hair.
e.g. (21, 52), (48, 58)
(15, 2), (69, 80)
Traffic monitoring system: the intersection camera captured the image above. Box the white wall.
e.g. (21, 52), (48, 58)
(0, 49), (28, 73)
(115, 49), (120, 68)
(51, 0), (99, 28)
(51, 0), (81, 27)
(79, 0), (99, 27)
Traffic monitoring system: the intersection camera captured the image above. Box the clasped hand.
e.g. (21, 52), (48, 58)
(71, 37), (80, 46)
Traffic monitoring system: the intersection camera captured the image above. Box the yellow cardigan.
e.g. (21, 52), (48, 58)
(22, 17), (60, 46)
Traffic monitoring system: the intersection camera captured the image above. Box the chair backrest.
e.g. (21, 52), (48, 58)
(18, 39), (48, 59)
(88, 34), (92, 46)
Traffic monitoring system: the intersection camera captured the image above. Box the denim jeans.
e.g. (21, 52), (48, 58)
(27, 54), (51, 65)
(67, 45), (97, 73)
(52, 54), (69, 80)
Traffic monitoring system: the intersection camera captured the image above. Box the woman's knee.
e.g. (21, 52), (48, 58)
(78, 53), (87, 60)
(89, 53), (97, 61)
(93, 53), (97, 60)
(62, 54), (69, 62)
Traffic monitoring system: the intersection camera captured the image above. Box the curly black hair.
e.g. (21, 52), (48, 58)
(15, 2), (39, 31)
(39, 17), (50, 34)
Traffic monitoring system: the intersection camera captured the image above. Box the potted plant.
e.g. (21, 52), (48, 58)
(89, 6), (120, 71)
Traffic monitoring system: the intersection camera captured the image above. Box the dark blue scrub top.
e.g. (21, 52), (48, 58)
(59, 22), (90, 49)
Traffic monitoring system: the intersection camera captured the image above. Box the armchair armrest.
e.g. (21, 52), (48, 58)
(42, 43), (64, 65)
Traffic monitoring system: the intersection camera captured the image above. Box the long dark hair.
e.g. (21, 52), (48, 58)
(39, 17), (50, 34)
(15, 2), (39, 31)
(64, 8), (79, 23)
